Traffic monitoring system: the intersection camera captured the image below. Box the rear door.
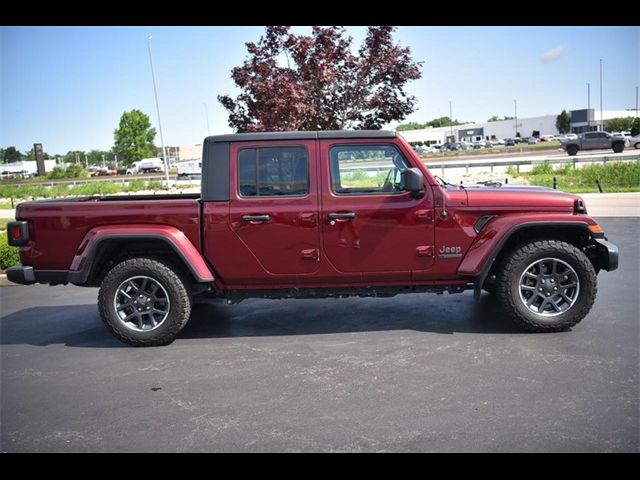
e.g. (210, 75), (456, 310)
(318, 140), (435, 281)
(228, 140), (320, 275)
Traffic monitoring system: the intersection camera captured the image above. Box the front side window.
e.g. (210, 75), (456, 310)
(238, 147), (309, 197)
(329, 145), (410, 195)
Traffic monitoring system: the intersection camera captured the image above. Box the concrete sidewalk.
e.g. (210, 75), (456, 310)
(578, 192), (640, 217)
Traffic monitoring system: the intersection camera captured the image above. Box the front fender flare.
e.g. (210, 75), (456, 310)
(457, 216), (597, 300)
(67, 224), (214, 284)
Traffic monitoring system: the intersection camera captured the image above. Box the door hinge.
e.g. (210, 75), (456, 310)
(301, 248), (320, 261)
(416, 246), (434, 257)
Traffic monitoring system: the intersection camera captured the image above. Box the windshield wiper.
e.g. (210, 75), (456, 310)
(434, 175), (455, 187)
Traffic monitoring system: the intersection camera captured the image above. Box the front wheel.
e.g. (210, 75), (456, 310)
(566, 145), (578, 156)
(98, 257), (193, 346)
(612, 143), (624, 153)
(496, 240), (597, 332)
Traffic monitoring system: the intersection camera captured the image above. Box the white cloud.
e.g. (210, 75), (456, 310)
(540, 44), (567, 63)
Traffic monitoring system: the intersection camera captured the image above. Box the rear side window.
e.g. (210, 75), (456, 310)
(238, 147), (309, 197)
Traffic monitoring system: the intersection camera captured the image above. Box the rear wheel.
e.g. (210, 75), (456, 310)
(98, 257), (193, 346)
(612, 142), (624, 153)
(567, 145), (578, 156)
(496, 240), (597, 332)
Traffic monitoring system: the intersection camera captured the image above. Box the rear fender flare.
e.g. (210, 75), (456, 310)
(68, 225), (214, 284)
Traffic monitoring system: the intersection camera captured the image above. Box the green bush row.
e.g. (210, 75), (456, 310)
(0, 180), (166, 200)
(0, 232), (20, 269)
(511, 161), (640, 193)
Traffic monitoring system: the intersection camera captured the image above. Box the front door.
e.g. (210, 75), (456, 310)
(228, 141), (320, 275)
(319, 140), (435, 281)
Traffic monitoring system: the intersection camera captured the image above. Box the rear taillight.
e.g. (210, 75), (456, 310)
(7, 221), (29, 246)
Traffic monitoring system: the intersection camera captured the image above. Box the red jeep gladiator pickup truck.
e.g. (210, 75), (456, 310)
(6, 130), (618, 346)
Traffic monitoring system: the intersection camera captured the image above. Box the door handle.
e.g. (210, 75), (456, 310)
(328, 212), (356, 221)
(242, 214), (270, 223)
(298, 212), (317, 225)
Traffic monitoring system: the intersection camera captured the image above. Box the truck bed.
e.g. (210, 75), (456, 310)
(16, 194), (202, 270)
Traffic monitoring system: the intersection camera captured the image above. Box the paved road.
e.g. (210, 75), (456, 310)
(1, 218), (638, 452)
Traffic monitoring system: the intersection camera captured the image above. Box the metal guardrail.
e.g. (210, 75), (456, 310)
(425, 153), (640, 175)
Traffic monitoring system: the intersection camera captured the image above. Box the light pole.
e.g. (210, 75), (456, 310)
(587, 82), (591, 131)
(636, 86), (638, 118)
(449, 100), (453, 141)
(204, 102), (211, 136)
(514, 99), (518, 137)
(599, 59), (603, 131)
(147, 35), (171, 189)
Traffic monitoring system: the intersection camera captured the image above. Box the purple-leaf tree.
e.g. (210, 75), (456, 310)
(218, 26), (423, 132)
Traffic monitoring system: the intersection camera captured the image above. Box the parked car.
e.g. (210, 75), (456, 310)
(472, 141), (484, 149)
(492, 138), (505, 145)
(627, 135), (640, 149)
(555, 135), (568, 142)
(504, 138), (516, 146)
(6, 129), (618, 346)
(525, 137), (539, 144)
(565, 133), (578, 140)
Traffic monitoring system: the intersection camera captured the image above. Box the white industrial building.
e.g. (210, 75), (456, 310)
(398, 109), (637, 145)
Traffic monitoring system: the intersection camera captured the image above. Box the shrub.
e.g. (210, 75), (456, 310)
(64, 164), (89, 178)
(531, 161), (553, 175)
(147, 180), (163, 191)
(0, 232), (20, 269)
(506, 165), (519, 177)
(47, 166), (67, 179)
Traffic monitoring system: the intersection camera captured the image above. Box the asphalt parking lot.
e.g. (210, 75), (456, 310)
(1, 218), (638, 452)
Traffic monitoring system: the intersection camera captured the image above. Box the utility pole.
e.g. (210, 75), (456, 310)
(204, 102), (211, 136)
(102, 154), (105, 168)
(636, 86), (638, 118)
(147, 35), (171, 189)
(514, 99), (518, 137)
(599, 59), (603, 131)
(587, 82), (591, 131)
(84, 154), (88, 168)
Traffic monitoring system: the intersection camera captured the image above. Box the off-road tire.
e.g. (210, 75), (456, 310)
(612, 142), (624, 153)
(98, 257), (193, 346)
(496, 240), (597, 332)
(566, 145), (578, 156)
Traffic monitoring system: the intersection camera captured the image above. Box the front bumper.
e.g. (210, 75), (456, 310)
(594, 238), (619, 272)
(5, 265), (68, 285)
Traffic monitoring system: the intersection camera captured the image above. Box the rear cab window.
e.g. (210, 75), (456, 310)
(238, 146), (309, 197)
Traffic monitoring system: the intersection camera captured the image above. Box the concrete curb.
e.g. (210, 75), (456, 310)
(0, 273), (19, 287)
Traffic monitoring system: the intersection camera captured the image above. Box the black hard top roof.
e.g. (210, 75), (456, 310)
(205, 130), (397, 143)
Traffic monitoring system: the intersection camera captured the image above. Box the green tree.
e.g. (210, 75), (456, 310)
(555, 110), (571, 134)
(604, 117), (636, 132)
(2, 146), (23, 163)
(630, 117), (640, 137)
(396, 122), (428, 131)
(113, 109), (157, 165)
(86, 149), (111, 166)
(426, 116), (465, 128)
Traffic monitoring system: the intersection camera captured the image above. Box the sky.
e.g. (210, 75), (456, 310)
(1, 26), (638, 155)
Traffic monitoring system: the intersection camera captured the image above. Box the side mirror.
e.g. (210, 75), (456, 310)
(401, 168), (425, 199)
